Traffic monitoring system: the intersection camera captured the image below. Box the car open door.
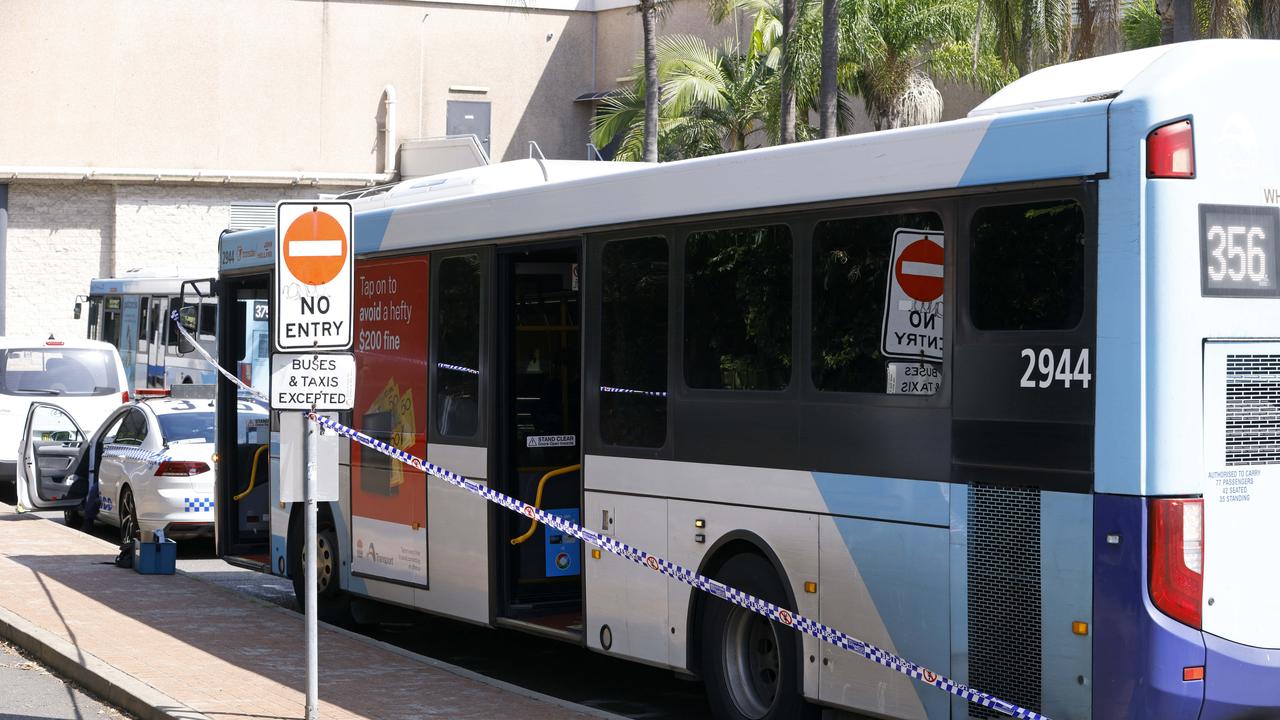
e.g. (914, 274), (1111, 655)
(15, 402), (90, 511)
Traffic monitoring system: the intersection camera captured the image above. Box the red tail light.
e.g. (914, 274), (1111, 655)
(155, 460), (210, 477)
(121, 391), (130, 404)
(1149, 497), (1203, 628)
(1147, 119), (1195, 178)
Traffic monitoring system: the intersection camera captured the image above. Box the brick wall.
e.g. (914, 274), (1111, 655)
(3, 181), (348, 339)
(5, 183), (115, 340)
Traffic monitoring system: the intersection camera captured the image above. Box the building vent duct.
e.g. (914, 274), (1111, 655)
(967, 483), (1042, 719)
(1226, 354), (1280, 466)
(228, 203), (275, 231)
(399, 135), (490, 180)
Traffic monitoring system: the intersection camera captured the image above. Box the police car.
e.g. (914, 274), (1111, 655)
(16, 391), (268, 542)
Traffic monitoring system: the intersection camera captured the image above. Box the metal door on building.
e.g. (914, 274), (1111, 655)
(447, 101), (491, 158)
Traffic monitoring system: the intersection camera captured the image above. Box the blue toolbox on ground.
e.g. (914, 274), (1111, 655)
(132, 538), (177, 575)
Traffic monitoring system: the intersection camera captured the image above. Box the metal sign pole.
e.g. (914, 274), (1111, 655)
(304, 408), (319, 720)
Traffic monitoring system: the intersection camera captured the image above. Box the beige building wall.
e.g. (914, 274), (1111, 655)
(0, 0), (600, 171)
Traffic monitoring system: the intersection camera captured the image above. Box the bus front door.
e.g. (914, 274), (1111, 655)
(495, 242), (584, 640)
(214, 273), (274, 571)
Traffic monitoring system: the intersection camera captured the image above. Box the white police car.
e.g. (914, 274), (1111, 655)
(16, 392), (268, 542)
(94, 396), (268, 541)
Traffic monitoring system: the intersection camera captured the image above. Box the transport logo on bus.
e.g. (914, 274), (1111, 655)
(881, 229), (944, 363)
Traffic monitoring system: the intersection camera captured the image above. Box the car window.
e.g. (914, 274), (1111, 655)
(157, 411), (216, 444)
(0, 348), (121, 397)
(100, 414), (126, 444)
(114, 409), (149, 446)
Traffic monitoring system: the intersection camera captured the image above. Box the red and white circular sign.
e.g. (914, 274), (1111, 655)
(894, 238), (944, 303)
(284, 207), (349, 286)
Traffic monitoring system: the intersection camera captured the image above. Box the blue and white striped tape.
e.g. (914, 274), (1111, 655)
(170, 310), (1049, 720)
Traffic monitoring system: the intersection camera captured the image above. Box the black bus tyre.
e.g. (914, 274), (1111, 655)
(291, 522), (350, 624)
(700, 553), (816, 720)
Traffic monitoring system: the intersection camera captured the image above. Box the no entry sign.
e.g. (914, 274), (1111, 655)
(275, 201), (354, 352)
(881, 229), (944, 362)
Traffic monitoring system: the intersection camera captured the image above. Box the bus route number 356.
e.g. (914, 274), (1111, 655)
(1020, 347), (1092, 389)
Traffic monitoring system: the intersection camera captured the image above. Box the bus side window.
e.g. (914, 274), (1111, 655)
(811, 211), (944, 394)
(600, 236), (668, 448)
(436, 255), (481, 439)
(969, 200), (1085, 331)
(198, 302), (217, 342)
(684, 224), (793, 391)
(138, 297), (150, 342)
(167, 297), (181, 350)
(87, 298), (102, 339)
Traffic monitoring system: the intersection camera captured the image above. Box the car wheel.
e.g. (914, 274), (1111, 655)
(63, 509), (84, 529)
(700, 553), (816, 720)
(119, 488), (139, 545)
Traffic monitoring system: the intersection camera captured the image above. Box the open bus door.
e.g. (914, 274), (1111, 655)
(212, 273), (274, 570)
(493, 241), (584, 640)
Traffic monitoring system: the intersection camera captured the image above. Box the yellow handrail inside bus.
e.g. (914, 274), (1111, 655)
(510, 463), (582, 546)
(233, 445), (269, 502)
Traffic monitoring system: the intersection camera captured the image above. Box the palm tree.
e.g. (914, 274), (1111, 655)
(844, 0), (1014, 129)
(591, 35), (771, 160)
(780, 0), (798, 142)
(819, 0), (839, 138)
(982, 0), (1071, 73)
(639, 0), (665, 162)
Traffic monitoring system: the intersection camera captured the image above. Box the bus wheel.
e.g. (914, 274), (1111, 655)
(290, 521), (349, 624)
(700, 553), (815, 720)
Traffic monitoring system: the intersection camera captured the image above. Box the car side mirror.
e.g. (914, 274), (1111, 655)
(73, 302), (82, 320)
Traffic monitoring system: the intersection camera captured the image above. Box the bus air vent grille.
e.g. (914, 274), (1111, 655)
(967, 484), (1042, 719)
(1226, 354), (1280, 466)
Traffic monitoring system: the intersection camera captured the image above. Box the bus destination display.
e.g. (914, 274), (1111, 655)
(1200, 204), (1279, 296)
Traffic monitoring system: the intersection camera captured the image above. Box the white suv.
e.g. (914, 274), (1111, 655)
(0, 337), (129, 492)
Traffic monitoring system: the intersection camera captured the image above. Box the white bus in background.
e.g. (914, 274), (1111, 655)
(82, 267), (218, 392)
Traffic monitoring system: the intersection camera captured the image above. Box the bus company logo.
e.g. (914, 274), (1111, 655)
(777, 609), (795, 626)
(922, 669), (938, 684)
(645, 556), (660, 572)
(555, 552), (571, 570)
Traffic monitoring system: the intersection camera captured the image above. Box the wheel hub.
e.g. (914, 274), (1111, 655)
(722, 605), (781, 718)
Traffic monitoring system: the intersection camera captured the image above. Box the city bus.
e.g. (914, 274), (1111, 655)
(213, 41), (1280, 720)
(83, 267), (219, 391)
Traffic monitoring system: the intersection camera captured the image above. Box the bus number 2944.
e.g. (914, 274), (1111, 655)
(1020, 347), (1092, 389)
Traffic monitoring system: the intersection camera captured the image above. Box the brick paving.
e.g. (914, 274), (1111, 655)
(0, 503), (599, 720)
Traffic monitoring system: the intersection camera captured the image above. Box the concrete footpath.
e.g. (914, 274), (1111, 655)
(0, 503), (613, 720)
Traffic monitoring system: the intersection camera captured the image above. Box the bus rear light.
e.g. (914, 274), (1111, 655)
(121, 391), (131, 404)
(1149, 497), (1203, 628)
(155, 460), (210, 477)
(1147, 119), (1195, 178)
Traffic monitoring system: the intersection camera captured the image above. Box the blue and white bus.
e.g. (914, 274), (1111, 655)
(84, 267), (218, 391)
(214, 41), (1280, 720)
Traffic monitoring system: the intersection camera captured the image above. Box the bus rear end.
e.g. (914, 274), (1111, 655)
(1094, 40), (1280, 718)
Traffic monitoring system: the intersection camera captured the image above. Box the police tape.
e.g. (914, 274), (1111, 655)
(168, 311), (1048, 720)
